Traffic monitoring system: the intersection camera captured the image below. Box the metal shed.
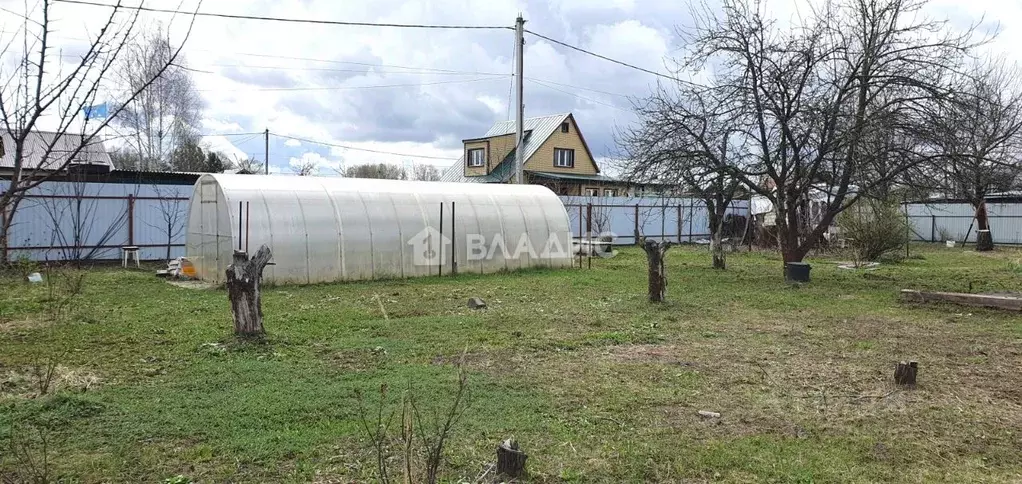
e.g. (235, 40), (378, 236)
(185, 174), (573, 284)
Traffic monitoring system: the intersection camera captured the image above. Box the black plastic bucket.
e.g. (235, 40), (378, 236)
(784, 262), (811, 283)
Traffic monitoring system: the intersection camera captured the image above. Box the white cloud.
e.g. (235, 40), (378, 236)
(200, 118), (244, 133)
(284, 138), (302, 147)
(200, 135), (249, 161)
(5, 0), (1020, 176)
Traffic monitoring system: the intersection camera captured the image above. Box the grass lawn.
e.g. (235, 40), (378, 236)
(2, 244), (1022, 483)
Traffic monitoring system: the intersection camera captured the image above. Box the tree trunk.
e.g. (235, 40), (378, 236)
(226, 245), (272, 336)
(642, 238), (672, 303)
(710, 205), (727, 270)
(974, 201), (994, 251)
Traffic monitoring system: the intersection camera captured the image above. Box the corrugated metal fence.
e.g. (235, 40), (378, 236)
(561, 196), (750, 244)
(2, 181), (755, 263)
(1, 180), (191, 262)
(905, 202), (1022, 245)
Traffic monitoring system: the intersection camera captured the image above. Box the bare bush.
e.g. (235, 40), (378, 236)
(838, 200), (909, 263)
(2, 421), (52, 484)
(356, 362), (470, 484)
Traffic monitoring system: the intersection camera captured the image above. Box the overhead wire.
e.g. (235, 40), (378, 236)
(524, 29), (701, 87)
(505, 33), (515, 121)
(527, 78), (631, 113)
(194, 76), (507, 92)
(54, 0), (514, 30)
(273, 133), (460, 161)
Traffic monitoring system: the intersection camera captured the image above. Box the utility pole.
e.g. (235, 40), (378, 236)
(514, 14), (525, 184)
(264, 128), (269, 175)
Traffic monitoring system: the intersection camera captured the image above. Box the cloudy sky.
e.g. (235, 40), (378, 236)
(1, 0), (1018, 176)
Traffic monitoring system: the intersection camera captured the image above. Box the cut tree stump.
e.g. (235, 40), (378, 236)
(496, 438), (527, 478)
(642, 238), (673, 303)
(226, 245), (272, 336)
(894, 361), (918, 385)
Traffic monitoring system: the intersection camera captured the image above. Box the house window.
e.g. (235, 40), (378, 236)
(467, 148), (485, 167)
(603, 189), (616, 197)
(553, 148), (574, 168)
(585, 188), (599, 197)
(560, 122), (569, 133)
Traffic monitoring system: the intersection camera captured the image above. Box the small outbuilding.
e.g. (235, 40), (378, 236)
(185, 174), (573, 284)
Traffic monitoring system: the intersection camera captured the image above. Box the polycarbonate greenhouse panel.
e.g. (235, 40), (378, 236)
(185, 174), (573, 284)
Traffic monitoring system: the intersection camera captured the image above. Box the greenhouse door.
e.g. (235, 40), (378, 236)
(198, 179), (221, 281)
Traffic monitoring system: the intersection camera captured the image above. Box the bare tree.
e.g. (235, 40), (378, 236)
(924, 60), (1022, 251)
(620, 85), (744, 269)
(0, 1), (199, 263)
(146, 184), (188, 260)
(36, 169), (138, 263)
(233, 157), (264, 174)
(289, 156), (320, 176)
(675, 0), (976, 266)
(412, 163), (441, 181)
(344, 163), (408, 180)
(111, 24), (203, 171)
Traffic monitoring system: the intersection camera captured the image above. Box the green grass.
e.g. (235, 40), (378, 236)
(2, 244), (1022, 482)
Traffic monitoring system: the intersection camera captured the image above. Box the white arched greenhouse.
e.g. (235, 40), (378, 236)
(185, 174), (573, 284)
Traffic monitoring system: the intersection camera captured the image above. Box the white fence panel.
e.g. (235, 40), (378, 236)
(905, 202), (1022, 245)
(560, 196), (750, 245)
(1, 179), (192, 262)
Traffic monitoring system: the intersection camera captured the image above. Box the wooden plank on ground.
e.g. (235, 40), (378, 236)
(900, 289), (1022, 311)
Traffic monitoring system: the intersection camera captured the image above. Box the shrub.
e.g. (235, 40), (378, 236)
(838, 199), (909, 263)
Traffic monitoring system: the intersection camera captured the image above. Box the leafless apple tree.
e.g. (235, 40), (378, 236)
(922, 60), (1022, 251)
(619, 84), (744, 269)
(0, 1), (199, 263)
(625, 0), (980, 269)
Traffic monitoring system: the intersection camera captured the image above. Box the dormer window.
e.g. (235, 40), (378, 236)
(467, 148), (485, 167)
(560, 122), (569, 133)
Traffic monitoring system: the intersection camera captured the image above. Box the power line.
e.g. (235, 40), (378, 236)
(207, 132), (266, 138)
(55, 0), (514, 30)
(524, 29), (697, 86)
(506, 34), (515, 121)
(526, 77), (631, 98)
(195, 76), (506, 92)
(273, 134), (459, 161)
(527, 78), (631, 113)
(179, 61), (505, 77)
(217, 53), (507, 75)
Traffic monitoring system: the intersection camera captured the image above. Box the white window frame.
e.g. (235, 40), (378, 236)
(585, 188), (599, 197)
(467, 148), (485, 167)
(603, 188), (616, 197)
(553, 148), (574, 168)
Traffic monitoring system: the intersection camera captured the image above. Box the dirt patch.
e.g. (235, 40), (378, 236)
(604, 344), (697, 366)
(166, 280), (217, 290)
(1, 365), (100, 399)
(430, 349), (530, 376)
(0, 317), (48, 333)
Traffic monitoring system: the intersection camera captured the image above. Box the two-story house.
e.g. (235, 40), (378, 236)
(440, 113), (632, 196)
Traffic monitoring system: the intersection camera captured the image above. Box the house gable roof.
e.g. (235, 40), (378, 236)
(0, 131), (112, 171)
(440, 112), (600, 183)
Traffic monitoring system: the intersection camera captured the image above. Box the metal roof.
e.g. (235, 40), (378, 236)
(441, 113), (571, 183)
(1, 131), (113, 170)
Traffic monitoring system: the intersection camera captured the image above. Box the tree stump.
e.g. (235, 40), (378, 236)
(894, 361), (918, 385)
(642, 238), (673, 303)
(226, 245), (272, 336)
(496, 438), (527, 478)
(976, 230), (993, 252)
